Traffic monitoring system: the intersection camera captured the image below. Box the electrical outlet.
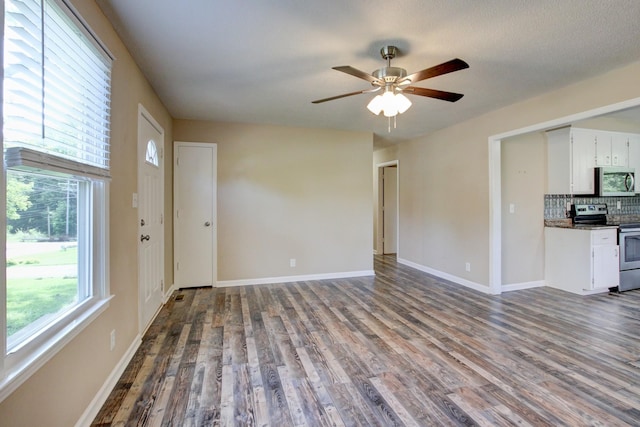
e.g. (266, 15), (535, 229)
(290, 258), (296, 268)
(465, 262), (471, 272)
(110, 329), (116, 351)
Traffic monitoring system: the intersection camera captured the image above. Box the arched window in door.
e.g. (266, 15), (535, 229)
(145, 140), (159, 167)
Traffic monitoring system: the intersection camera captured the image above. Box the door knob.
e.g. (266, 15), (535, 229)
(140, 234), (150, 242)
(204, 221), (211, 227)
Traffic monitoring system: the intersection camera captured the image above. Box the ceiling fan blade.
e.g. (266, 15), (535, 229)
(333, 66), (382, 84)
(402, 58), (469, 84)
(312, 90), (370, 104)
(404, 86), (464, 102)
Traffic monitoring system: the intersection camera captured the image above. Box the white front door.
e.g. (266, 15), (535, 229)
(383, 166), (398, 254)
(138, 106), (165, 332)
(174, 142), (217, 288)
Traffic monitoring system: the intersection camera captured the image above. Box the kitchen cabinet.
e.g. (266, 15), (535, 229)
(595, 130), (629, 167)
(546, 127), (595, 194)
(545, 227), (619, 295)
(547, 127), (640, 195)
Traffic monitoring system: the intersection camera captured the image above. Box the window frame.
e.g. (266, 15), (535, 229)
(0, 0), (112, 403)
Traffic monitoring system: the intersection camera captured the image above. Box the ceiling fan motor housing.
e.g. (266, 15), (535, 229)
(372, 67), (407, 83)
(374, 46), (407, 85)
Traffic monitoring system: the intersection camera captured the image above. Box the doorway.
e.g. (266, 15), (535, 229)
(489, 97), (640, 294)
(173, 142), (217, 288)
(137, 105), (165, 332)
(376, 160), (399, 255)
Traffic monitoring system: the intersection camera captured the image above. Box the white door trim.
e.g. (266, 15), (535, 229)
(489, 96), (640, 295)
(376, 160), (399, 256)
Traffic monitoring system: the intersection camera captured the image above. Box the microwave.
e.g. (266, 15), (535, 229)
(595, 167), (635, 196)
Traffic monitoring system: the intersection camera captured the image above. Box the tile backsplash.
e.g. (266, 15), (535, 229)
(544, 194), (640, 219)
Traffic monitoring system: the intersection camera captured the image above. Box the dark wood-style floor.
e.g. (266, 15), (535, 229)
(92, 255), (640, 426)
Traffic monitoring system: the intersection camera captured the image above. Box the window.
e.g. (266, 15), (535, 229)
(145, 140), (159, 167)
(1, 0), (112, 400)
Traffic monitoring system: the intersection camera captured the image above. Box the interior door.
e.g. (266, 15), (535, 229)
(174, 142), (217, 288)
(138, 106), (165, 332)
(383, 166), (398, 254)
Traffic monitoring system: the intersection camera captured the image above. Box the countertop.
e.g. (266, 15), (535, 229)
(544, 219), (619, 230)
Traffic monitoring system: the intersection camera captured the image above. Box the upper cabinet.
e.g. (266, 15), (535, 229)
(547, 127), (640, 195)
(547, 127), (595, 194)
(595, 129), (629, 167)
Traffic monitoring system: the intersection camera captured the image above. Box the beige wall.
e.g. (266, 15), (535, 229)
(574, 116), (640, 133)
(501, 132), (546, 285)
(396, 60), (640, 289)
(173, 121), (374, 281)
(0, 0), (173, 425)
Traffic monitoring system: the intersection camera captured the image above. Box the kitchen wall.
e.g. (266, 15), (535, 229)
(173, 120), (374, 282)
(545, 194), (640, 219)
(0, 1), (174, 426)
(396, 60), (640, 291)
(501, 132), (546, 286)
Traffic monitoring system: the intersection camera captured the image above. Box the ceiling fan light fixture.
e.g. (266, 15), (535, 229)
(366, 95), (384, 115)
(395, 93), (412, 114)
(381, 91), (399, 117)
(367, 90), (412, 117)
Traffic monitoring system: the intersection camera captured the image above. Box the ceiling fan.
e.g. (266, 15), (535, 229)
(312, 46), (469, 121)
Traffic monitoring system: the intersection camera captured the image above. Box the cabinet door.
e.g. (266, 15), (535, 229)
(546, 127), (572, 194)
(595, 130), (612, 166)
(611, 133), (629, 167)
(592, 245), (619, 289)
(571, 129), (596, 194)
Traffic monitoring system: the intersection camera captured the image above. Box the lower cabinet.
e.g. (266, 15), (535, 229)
(545, 227), (619, 295)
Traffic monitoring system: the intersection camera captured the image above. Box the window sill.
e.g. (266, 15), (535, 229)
(0, 295), (113, 403)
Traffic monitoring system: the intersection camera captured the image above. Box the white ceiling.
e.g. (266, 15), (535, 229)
(96, 0), (640, 144)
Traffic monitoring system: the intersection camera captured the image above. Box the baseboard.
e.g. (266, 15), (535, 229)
(502, 280), (545, 292)
(75, 334), (142, 427)
(164, 283), (177, 303)
(216, 270), (375, 287)
(397, 258), (492, 294)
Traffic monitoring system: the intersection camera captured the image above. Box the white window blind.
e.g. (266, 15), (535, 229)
(3, 0), (112, 173)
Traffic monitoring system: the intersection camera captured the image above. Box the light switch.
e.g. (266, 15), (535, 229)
(132, 193), (138, 208)
(509, 203), (515, 214)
